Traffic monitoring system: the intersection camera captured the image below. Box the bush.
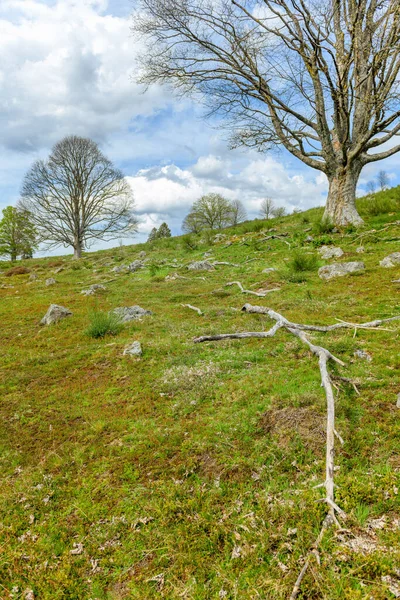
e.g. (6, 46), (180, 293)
(288, 251), (318, 272)
(181, 234), (198, 251)
(366, 196), (397, 216)
(314, 219), (334, 234)
(85, 310), (123, 339)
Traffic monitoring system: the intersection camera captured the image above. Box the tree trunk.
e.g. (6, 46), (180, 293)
(323, 166), (364, 227)
(73, 241), (82, 259)
(11, 252), (17, 262)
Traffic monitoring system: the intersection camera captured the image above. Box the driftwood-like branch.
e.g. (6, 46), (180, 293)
(211, 261), (240, 267)
(259, 233), (291, 247)
(226, 281), (280, 297)
(181, 303), (203, 316)
(194, 303), (400, 597)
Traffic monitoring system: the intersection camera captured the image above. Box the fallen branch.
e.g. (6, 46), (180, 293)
(211, 261), (240, 267)
(259, 233), (291, 247)
(194, 303), (400, 597)
(181, 303), (203, 316)
(226, 281), (280, 297)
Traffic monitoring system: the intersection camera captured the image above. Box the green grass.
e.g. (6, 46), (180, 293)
(1, 189), (400, 599)
(85, 310), (124, 339)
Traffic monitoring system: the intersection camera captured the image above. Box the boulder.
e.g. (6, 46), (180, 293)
(128, 260), (144, 273)
(46, 278), (56, 286)
(214, 233), (227, 243)
(111, 265), (128, 273)
(139, 251), (147, 259)
(262, 267), (276, 273)
(318, 261), (365, 280)
(29, 273), (38, 281)
(379, 252), (400, 268)
(40, 304), (72, 326)
(187, 261), (215, 271)
(319, 245), (344, 259)
(112, 306), (153, 323)
(356, 246), (365, 254)
(81, 284), (106, 296)
(123, 341), (142, 357)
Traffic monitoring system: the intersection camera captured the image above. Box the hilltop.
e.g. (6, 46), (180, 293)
(1, 189), (400, 599)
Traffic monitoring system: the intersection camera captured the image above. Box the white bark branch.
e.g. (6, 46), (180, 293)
(181, 303), (203, 316)
(226, 281), (280, 297)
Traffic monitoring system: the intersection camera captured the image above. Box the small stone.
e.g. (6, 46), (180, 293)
(112, 306), (152, 322)
(111, 265), (128, 273)
(318, 261), (365, 280)
(305, 235), (314, 242)
(40, 304), (72, 326)
(29, 273), (38, 281)
(356, 246), (365, 253)
(81, 284), (106, 296)
(379, 252), (400, 268)
(396, 393), (400, 409)
(139, 251), (147, 259)
(45, 278), (56, 286)
(354, 349), (372, 362)
(128, 260), (144, 273)
(214, 233), (227, 243)
(70, 542), (84, 555)
(123, 341), (142, 357)
(231, 545), (242, 559)
(319, 245), (344, 259)
(187, 261), (215, 271)
(287, 527), (297, 536)
(262, 267), (276, 273)
(23, 590), (34, 600)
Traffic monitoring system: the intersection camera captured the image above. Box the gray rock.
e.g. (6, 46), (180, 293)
(319, 245), (344, 259)
(40, 304), (72, 326)
(112, 305), (153, 323)
(81, 284), (106, 296)
(53, 267), (64, 274)
(318, 261), (365, 280)
(379, 252), (400, 268)
(203, 251), (213, 258)
(139, 251), (147, 259)
(128, 260), (144, 273)
(111, 265), (128, 273)
(214, 233), (227, 243)
(396, 393), (400, 409)
(305, 235), (314, 242)
(356, 246), (365, 253)
(29, 273), (38, 281)
(123, 341), (142, 357)
(354, 349), (372, 362)
(262, 267), (276, 273)
(187, 261), (215, 271)
(45, 278), (56, 286)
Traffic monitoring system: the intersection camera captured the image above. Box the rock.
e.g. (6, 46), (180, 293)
(319, 245), (344, 259)
(128, 260), (144, 273)
(29, 273), (38, 281)
(139, 251), (147, 259)
(81, 284), (106, 296)
(379, 252), (400, 268)
(123, 341), (142, 357)
(356, 246), (365, 253)
(45, 278), (56, 286)
(187, 261), (215, 271)
(305, 235), (314, 242)
(203, 251), (213, 258)
(112, 306), (153, 322)
(262, 267), (276, 273)
(40, 304), (72, 326)
(111, 265), (128, 273)
(318, 261), (365, 280)
(396, 394), (400, 408)
(214, 233), (227, 243)
(354, 349), (372, 362)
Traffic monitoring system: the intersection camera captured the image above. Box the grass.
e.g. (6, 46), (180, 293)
(85, 310), (124, 339)
(1, 188), (400, 599)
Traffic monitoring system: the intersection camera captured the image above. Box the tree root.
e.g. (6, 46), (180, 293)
(226, 281), (280, 297)
(193, 303), (400, 596)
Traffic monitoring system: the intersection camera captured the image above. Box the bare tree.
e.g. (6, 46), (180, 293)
(229, 199), (247, 225)
(377, 170), (390, 191)
(20, 136), (138, 258)
(134, 0), (400, 227)
(259, 197), (275, 220)
(272, 206), (287, 218)
(366, 180), (376, 194)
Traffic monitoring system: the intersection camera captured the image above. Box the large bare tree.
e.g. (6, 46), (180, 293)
(133, 0), (400, 226)
(20, 136), (138, 258)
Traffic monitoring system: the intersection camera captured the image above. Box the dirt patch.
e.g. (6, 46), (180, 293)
(259, 406), (325, 452)
(5, 266), (31, 276)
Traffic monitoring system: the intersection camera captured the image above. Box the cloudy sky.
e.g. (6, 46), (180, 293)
(0, 0), (398, 254)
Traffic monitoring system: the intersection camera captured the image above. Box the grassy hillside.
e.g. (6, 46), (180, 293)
(1, 190), (400, 599)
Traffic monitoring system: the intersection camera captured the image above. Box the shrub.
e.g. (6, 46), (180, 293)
(314, 219), (334, 234)
(181, 234), (198, 251)
(5, 266), (31, 276)
(288, 250), (318, 272)
(366, 196), (397, 216)
(148, 262), (161, 277)
(85, 310), (123, 339)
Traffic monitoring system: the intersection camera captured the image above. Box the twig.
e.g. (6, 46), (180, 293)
(226, 281), (280, 297)
(181, 303), (203, 316)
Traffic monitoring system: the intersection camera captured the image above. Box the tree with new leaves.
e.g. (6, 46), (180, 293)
(0, 206), (37, 262)
(134, 0), (400, 227)
(185, 193), (234, 231)
(229, 199), (247, 225)
(182, 211), (203, 234)
(20, 136), (138, 259)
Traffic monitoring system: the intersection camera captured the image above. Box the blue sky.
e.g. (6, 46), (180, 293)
(0, 0), (398, 255)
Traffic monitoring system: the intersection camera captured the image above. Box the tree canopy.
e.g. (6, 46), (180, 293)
(0, 206), (37, 262)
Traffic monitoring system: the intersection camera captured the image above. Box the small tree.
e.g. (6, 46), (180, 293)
(147, 227), (158, 242)
(366, 180), (376, 194)
(259, 198), (275, 220)
(377, 170), (390, 191)
(229, 199), (247, 225)
(272, 206), (287, 218)
(182, 212), (203, 234)
(0, 206), (37, 262)
(20, 135), (138, 259)
(157, 222), (171, 238)
(188, 193), (235, 230)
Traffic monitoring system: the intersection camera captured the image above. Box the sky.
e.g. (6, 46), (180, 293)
(0, 0), (398, 255)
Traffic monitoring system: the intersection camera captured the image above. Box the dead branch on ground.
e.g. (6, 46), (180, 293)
(181, 303), (203, 316)
(226, 281), (280, 297)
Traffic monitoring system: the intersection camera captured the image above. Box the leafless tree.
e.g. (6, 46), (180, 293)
(259, 197), (275, 220)
(134, 0), (400, 226)
(366, 180), (376, 194)
(229, 199), (247, 225)
(20, 136), (138, 258)
(377, 169), (390, 191)
(272, 206), (287, 218)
